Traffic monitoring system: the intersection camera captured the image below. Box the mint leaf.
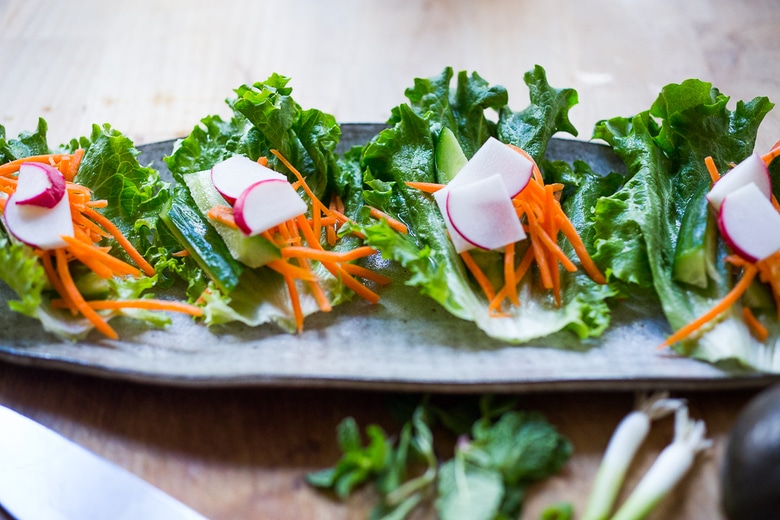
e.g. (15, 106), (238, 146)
(435, 456), (504, 520)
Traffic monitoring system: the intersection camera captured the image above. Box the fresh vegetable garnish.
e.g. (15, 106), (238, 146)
(359, 66), (614, 343)
(584, 393), (710, 520)
(0, 123), (202, 340)
(164, 74), (392, 333)
(591, 78), (780, 372)
(308, 395), (572, 520)
(583, 392), (684, 520)
(659, 147), (780, 349)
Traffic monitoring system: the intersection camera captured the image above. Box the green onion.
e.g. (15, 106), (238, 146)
(611, 407), (711, 520)
(582, 392), (685, 520)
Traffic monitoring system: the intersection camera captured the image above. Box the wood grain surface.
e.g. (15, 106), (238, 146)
(1, 1), (780, 519)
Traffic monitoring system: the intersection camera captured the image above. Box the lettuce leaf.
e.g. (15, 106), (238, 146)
(164, 74), (358, 333)
(360, 67), (614, 343)
(591, 79), (780, 372)
(0, 122), (180, 340)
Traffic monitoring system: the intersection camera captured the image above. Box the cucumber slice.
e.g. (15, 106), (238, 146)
(673, 183), (717, 288)
(160, 194), (243, 294)
(183, 170), (280, 268)
(435, 127), (468, 184)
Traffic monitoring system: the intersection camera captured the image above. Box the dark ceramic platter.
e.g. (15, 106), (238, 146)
(0, 124), (777, 391)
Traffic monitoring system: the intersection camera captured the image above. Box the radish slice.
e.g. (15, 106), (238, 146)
(4, 190), (74, 249)
(707, 153), (772, 211)
(447, 137), (534, 197)
(15, 162), (66, 208)
(211, 155), (286, 205)
(443, 175), (526, 253)
(718, 182), (780, 262)
(233, 179), (307, 236)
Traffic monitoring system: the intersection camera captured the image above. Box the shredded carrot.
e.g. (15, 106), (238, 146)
(504, 243), (519, 306)
(282, 274), (304, 334)
(55, 248), (118, 339)
(41, 251), (77, 315)
(659, 265), (758, 349)
(50, 298), (203, 316)
(298, 257), (332, 313)
(280, 245), (377, 263)
(460, 250), (496, 302)
(61, 235), (142, 278)
(704, 156), (721, 183)
(171, 250), (190, 258)
(341, 263), (392, 285)
(0, 153), (70, 177)
(368, 206), (408, 234)
(762, 145), (780, 166)
(257, 156), (269, 167)
(404, 181), (445, 193)
(266, 259), (319, 282)
(742, 307), (769, 341)
(207, 205), (238, 229)
(81, 207), (155, 277)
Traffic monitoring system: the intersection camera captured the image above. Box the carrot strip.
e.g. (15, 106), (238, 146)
(555, 214), (607, 284)
(0, 154), (70, 177)
(341, 263), (392, 285)
(369, 206), (408, 234)
(742, 307), (769, 341)
(207, 205), (239, 230)
(280, 245), (377, 263)
(330, 263), (380, 304)
(82, 207), (155, 276)
(257, 156), (269, 167)
(55, 248), (118, 339)
(41, 251), (77, 315)
(266, 259), (318, 282)
(460, 250), (496, 302)
(704, 156), (720, 183)
(61, 235), (141, 278)
(762, 146), (780, 166)
(404, 181), (445, 193)
(54, 298), (203, 317)
(282, 274), (304, 334)
(659, 265), (758, 349)
(299, 257), (332, 312)
(171, 250), (190, 258)
(503, 243), (519, 306)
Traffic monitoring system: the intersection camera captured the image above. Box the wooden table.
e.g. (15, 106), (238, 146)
(1, 1), (779, 518)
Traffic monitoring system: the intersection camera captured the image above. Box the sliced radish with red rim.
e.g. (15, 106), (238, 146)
(718, 182), (780, 262)
(233, 178), (307, 236)
(211, 155), (286, 205)
(14, 162), (67, 209)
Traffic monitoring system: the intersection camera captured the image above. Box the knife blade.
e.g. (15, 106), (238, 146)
(0, 405), (208, 520)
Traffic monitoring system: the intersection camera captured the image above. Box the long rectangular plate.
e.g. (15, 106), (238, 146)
(0, 124), (777, 392)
